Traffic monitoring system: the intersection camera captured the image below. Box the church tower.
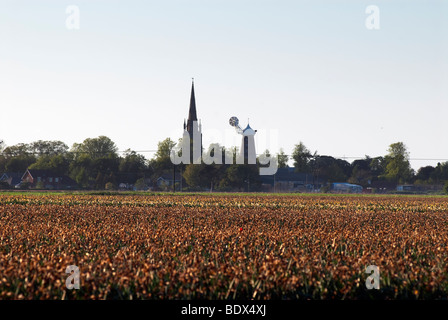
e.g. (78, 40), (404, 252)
(183, 79), (202, 163)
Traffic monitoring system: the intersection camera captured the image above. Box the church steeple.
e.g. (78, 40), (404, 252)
(187, 79), (198, 134)
(184, 78), (202, 163)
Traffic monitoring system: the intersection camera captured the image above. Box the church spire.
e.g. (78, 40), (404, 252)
(186, 78), (198, 135)
(188, 78), (197, 122)
(183, 78), (202, 163)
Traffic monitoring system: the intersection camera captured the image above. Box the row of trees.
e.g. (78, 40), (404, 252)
(0, 136), (277, 191)
(0, 137), (149, 190)
(291, 141), (448, 189)
(1, 137), (447, 191)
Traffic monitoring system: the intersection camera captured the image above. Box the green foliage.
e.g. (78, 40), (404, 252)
(105, 182), (117, 191)
(68, 136), (120, 189)
(348, 157), (374, 187)
(134, 178), (148, 191)
(29, 140), (68, 156)
(18, 181), (31, 190)
(0, 181), (10, 190)
(154, 138), (176, 163)
(292, 142), (311, 173)
(443, 181), (448, 195)
(277, 148), (289, 168)
(5, 155), (36, 173)
(0, 137), (446, 193)
(310, 156), (350, 183)
(29, 154), (71, 176)
(35, 181), (45, 189)
(150, 138), (177, 184)
(219, 164), (261, 192)
(383, 142), (413, 184)
(71, 136), (118, 160)
(119, 149), (147, 183)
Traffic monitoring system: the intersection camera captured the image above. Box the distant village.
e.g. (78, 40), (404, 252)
(1, 81), (447, 194)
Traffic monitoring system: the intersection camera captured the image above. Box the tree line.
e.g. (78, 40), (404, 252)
(291, 141), (448, 192)
(0, 137), (447, 192)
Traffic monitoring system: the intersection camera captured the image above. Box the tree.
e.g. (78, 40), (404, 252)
(348, 156), (373, 186)
(69, 154), (92, 188)
(384, 142), (413, 184)
(277, 148), (289, 168)
(69, 136), (119, 189)
(154, 138), (176, 163)
(29, 154), (71, 175)
(182, 143), (227, 191)
(219, 164), (261, 192)
(4, 156), (36, 173)
(183, 163), (207, 189)
(134, 178), (148, 191)
(444, 181), (448, 195)
(74, 166), (89, 188)
(430, 162), (448, 185)
(119, 149), (147, 183)
(369, 156), (385, 175)
(292, 142), (311, 172)
(2, 143), (36, 173)
(310, 155), (350, 183)
(71, 136), (118, 160)
(151, 138), (177, 176)
(415, 166), (436, 184)
(2, 143), (30, 157)
(29, 140), (68, 156)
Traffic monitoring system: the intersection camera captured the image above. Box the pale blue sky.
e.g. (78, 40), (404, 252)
(0, 0), (447, 169)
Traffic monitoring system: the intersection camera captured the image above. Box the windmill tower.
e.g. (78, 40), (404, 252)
(229, 116), (257, 164)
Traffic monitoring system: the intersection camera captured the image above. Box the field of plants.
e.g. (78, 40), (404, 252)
(0, 192), (447, 300)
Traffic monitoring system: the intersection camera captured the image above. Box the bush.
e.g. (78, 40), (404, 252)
(35, 181), (45, 189)
(105, 182), (117, 191)
(19, 182), (31, 190)
(0, 181), (11, 190)
(134, 178), (148, 191)
(443, 181), (448, 195)
(321, 184), (331, 193)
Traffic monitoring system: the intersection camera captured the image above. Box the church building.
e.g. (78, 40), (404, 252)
(183, 80), (202, 163)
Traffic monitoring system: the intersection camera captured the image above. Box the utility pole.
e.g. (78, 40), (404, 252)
(173, 163), (175, 193)
(180, 164), (182, 192)
(273, 173), (276, 193)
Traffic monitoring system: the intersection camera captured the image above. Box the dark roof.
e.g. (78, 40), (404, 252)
(25, 169), (63, 179)
(0, 172), (22, 180)
(0, 172), (22, 186)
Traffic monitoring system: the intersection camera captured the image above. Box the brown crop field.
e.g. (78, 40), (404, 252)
(0, 193), (448, 300)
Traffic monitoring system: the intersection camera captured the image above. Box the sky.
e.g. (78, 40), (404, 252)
(0, 0), (447, 170)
